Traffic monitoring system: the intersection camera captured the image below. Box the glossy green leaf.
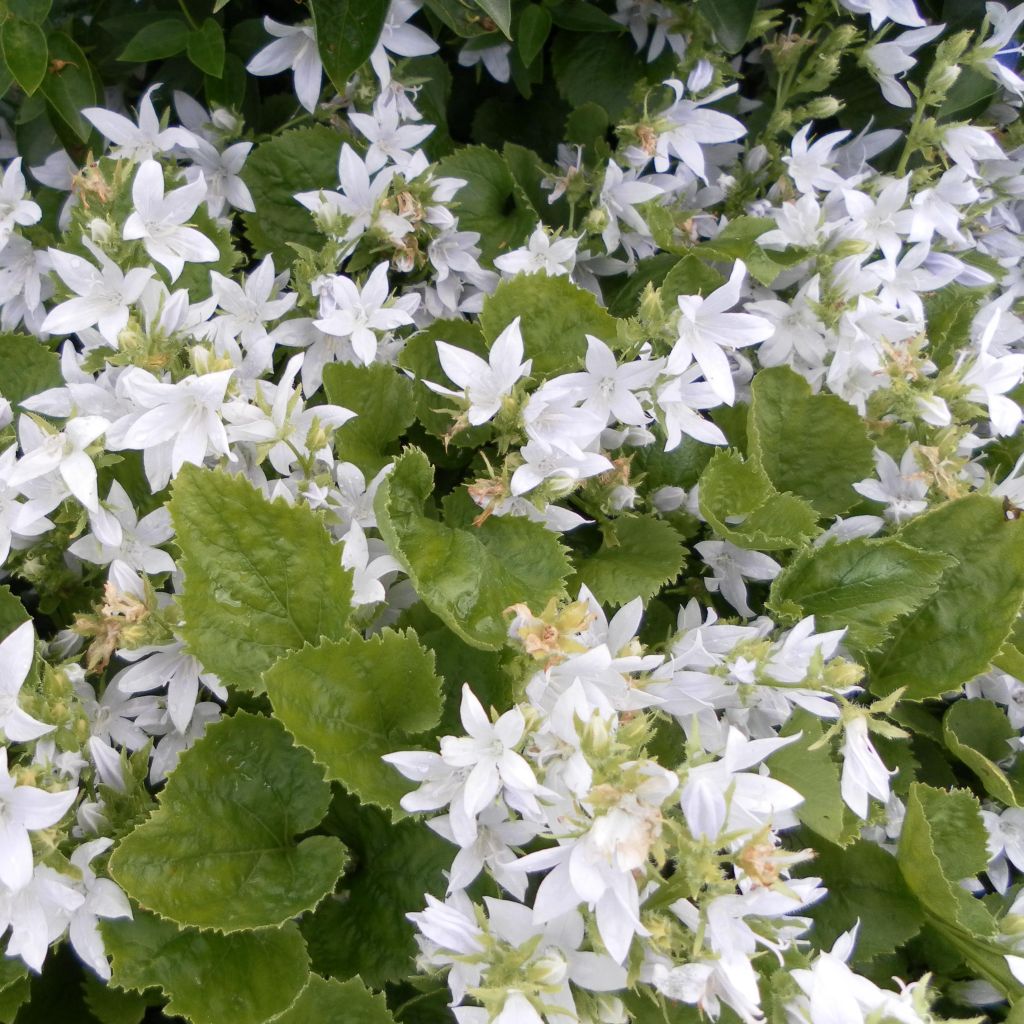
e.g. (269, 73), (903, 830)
(2, 18), (47, 94)
(170, 465), (353, 693)
(186, 18), (225, 77)
(748, 366), (875, 517)
(104, 910), (310, 1024)
(479, 272), (620, 378)
(322, 362), (416, 475)
(0, 586), (29, 640)
(375, 448), (571, 650)
(698, 449), (821, 551)
(117, 19), (190, 62)
(241, 127), (341, 263)
(310, 0), (389, 93)
(572, 515), (686, 607)
(40, 33), (97, 142)
(473, 0), (511, 36)
(768, 711), (854, 845)
(423, 0), (495, 37)
(517, 5), (551, 65)
(272, 974), (395, 1024)
(870, 495), (1024, 699)
(7, 0), (51, 22)
(660, 254), (726, 310)
(110, 712), (347, 931)
(800, 838), (924, 962)
(924, 284), (986, 369)
(265, 629), (442, 813)
(695, 0), (757, 52)
(301, 789), (452, 987)
(436, 146), (536, 262)
(943, 699), (1020, 806)
(767, 538), (954, 651)
(0, 334), (60, 410)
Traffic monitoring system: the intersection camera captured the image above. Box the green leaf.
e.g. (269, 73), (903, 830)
(301, 788), (452, 987)
(109, 712), (347, 931)
(695, 0), (757, 52)
(0, 959), (28, 1024)
(2, 18), (47, 94)
(8, 0), (51, 22)
(104, 910), (310, 1024)
(40, 33), (97, 143)
(572, 515), (686, 607)
(474, 0), (512, 36)
(924, 284), (986, 369)
(767, 538), (955, 652)
(698, 449), (821, 551)
(748, 366), (875, 517)
(517, 5), (552, 65)
(551, 32), (650, 120)
(659, 254), (726, 310)
(375, 448), (571, 650)
(869, 495), (1024, 699)
(800, 838), (924, 963)
(943, 699), (1020, 807)
(272, 975), (395, 1024)
(170, 465), (353, 693)
(117, 19), (191, 62)
(310, 0), (389, 93)
(0, 586), (29, 640)
(265, 629), (442, 813)
(768, 711), (853, 845)
(436, 146), (536, 262)
(187, 18), (225, 77)
(479, 272), (620, 379)
(241, 127), (342, 264)
(81, 974), (147, 1024)
(0, 333), (60, 410)
(424, 0), (495, 37)
(897, 783), (995, 937)
(322, 362), (416, 475)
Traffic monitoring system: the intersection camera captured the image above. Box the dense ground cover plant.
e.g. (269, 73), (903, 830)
(1, 0), (1024, 1020)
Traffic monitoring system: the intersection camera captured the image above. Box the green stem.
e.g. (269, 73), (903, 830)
(177, 0), (199, 30)
(895, 99), (927, 176)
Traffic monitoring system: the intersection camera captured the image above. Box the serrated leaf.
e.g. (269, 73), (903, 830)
(265, 629), (442, 813)
(322, 362), (416, 475)
(799, 838), (924, 963)
(0, 334), (60, 410)
(480, 272), (620, 379)
(104, 909), (309, 1024)
(241, 127), (341, 264)
(897, 783), (995, 938)
(748, 366), (875, 517)
(2, 18), (47, 94)
(659, 253), (725, 311)
(171, 465), (353, 693)
(375, 448), (571, 650)
(768, 711), (854, 845)
(436, 146), (536, 262)
(117, 19), (190, 62)
(301, 788), (452, 987)
(517, 5), (551, 65)
(870, 495), (1024, 699)
(0, 958), (28, 1024)
(924, 284), (986, 370)
(187, 18), (225, 77)
(272, 975), (395, 1024)
(109, 712), (347, 931)
(943, 699), (1020, 806)
(572, 515), (686, 607)
(310, 0), (389, 93)
(0, 586), (29, 640)
(767, 538), (954, 652)
(695, 0), (757, 51)
(698, 449), (821, 551)
(81, 974), (147, 1024)
(551, 32), (650, 120)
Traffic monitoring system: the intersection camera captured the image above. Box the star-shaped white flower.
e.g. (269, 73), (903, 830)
(0, 621), (53, 743)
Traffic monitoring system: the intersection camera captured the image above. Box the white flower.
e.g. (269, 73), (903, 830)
(82, 85), (198, 162)
(123, 161), (219, 282)
(0, 747), (77, 891)
(668, 261), (773, 405)
(863, 26), (943, 108)
(66, 838), (132, 981)
(247, 18), (323, 113)
(184, 138), (255, 217)
(427, 316), (532, 425)
(838, 0), (926, 28)
(350, 98), (434, 175)
(0, 621), (53, 742)
(458, 40), (512, 83)
(0, 866), (82, 971)
(852, 447), (929, 523)
(494, 226), (579, 277)
(695, 539), (782, 618)
(0, 158), (41, 248)
(510, 438), (613, 497)
(341, 521), (402, 605)
(370, 0), (439, 86)
(840, 715), (895, 819)
(783, 125), (851, 194)
(651, 81), (746, 179)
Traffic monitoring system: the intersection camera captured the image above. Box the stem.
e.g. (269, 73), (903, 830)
(176, 0), (199, 30)
(895, 98), (927, 176)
